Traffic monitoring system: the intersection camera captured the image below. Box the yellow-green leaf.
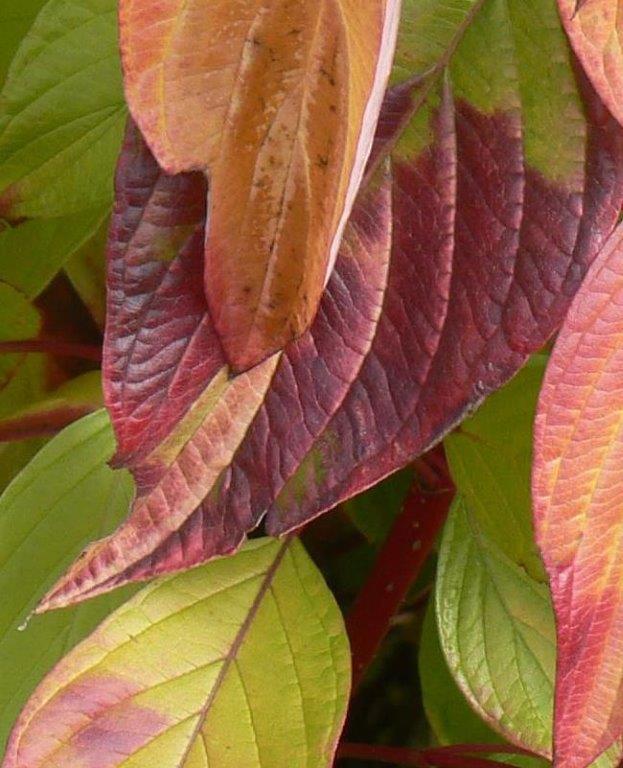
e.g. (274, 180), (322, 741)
(0, 410), (135, 755)
(4, 538), (351, 768)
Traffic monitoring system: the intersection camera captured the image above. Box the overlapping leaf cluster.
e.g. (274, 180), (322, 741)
(1, 0), (623, 767)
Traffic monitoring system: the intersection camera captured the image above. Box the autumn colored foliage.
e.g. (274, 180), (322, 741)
(0, 1), (622, 767)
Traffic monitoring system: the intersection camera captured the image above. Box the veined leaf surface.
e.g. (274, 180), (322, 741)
(4, 538), (350, 768)
(120, 0), (402, 370)
(0, 208), (109, 299)
(533, 224), (623, 768)
(0, 0), (47, 87)
(440, 356), (623, 767)
(39, 0), (623, 612)
(437, 499), (555, 757)
(0, 0), (126, 218)
(558, 0), (623, 129)
(0, 411), (135, 754)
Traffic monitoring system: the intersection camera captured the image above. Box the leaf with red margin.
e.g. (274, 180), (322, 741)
(559, 0), (623, 129)
(38, 0), (623, 611)
(121, 0), (401, 371)
(533, 223), (623, 768)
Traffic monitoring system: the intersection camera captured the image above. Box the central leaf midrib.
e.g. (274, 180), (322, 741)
(175, 539), (291, 768)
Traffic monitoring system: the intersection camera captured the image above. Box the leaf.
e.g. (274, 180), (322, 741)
(0, 370), (103, 441)
(420, 604), (550, 768)
(41, 0), (623, 611)
(533, 224), (623, 768)
(438, 498), (555, 756)
(420, 603), (508, 749)
(101, 122), (223, 468)
(0, 410), (135, 754)
(121, 0), (401, 371)
(444, 356), (547, 581)
(4, 537), (350, 768)
(558, 0), (623, 129)
(441, 349), (623, 768)
(437, 359), (554, 756)
(0, 355), (49, 492)
(0, 283), (40, 346)
(344, 467), (414, 545)
(0, 0), (126, 219)
(0, 208), (109, 299)
(0, 281), (42, 412)
(0, 0), (46, 88)
(40, 124), (395, 607)
(0, 284), (48, 487)
(438, 501), (623, 768)
(64, 214), (110, 328)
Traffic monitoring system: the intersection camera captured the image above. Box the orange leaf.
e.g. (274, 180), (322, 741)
(559, 0), (623, 128)
(120, 0), (401, 371)
(533, 224), (623, 768)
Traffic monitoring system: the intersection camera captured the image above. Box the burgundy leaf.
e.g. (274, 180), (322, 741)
(103, 123), (224, 469)
(38, 64), (623, 610)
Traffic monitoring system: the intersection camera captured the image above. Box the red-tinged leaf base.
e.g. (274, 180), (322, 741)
(534, 225), (623, 768)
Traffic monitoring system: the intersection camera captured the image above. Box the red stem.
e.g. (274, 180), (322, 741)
(0, 405), (96, 443)
(337, 743), (533, 767)
(346, 448), (454, 692)
(427, 745), (535, 757)
(0, 339), (102, 362)
(337, 743), (428, 766)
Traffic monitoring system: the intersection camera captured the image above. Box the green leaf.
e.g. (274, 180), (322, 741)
(436, 500), (622, 767)
(421, 602), (549, 768)
(438, 356), (622, 765)
(420, 603), (504, 747)
(0, 410), (135, 754)
(64, 211), (109, 326)
(4, 537), (351, 768)
(0, 0), (126, 219)
(436, 499), (555, 756)
(0, 282), (41, 402)
(0, 207), (108, 298)
(444, 356), (547, 581)
(0, 370), (103, 440)
(0, 282), (39, 345)
(0, 0), (47, 88)
(344, 467), (413, 544)
(0, 355), (49, 492)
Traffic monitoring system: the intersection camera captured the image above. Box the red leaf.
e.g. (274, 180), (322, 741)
(103, 123), (225, 468)
(38, 67), (623, 611)
(533, 223), (623, 768)
(559, 0), (623, 127)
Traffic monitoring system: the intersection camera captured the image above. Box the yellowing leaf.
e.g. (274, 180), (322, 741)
(4, 538), (350, 768)
(120, 0), (401, 370)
